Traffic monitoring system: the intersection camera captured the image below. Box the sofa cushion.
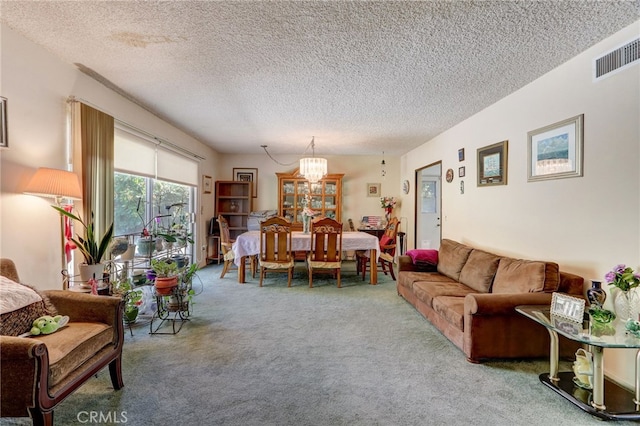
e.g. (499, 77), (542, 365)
(406, 249), (438, 265)
(492, 258), (560, 293)
(0, 276), (57, 336)
(413, 279), (477, 308)
(436, 239), (473, 281)
(431, 296), (466, 330)
(34, 322), (113, 387)
(458, 249), (501, 293)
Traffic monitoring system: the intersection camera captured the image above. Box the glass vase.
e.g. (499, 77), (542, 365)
(613, 288), (640, 322)
(302, 216), (310, 234)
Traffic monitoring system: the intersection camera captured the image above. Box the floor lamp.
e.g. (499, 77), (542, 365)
(24, 167), (82, 288)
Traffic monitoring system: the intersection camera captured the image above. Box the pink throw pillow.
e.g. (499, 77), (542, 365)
(406, 249), (438, 265)
(380, 235), (394, 248)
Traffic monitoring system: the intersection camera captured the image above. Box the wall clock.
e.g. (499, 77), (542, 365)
(402, 180), (410, 194)
(446, 168), (454, 183)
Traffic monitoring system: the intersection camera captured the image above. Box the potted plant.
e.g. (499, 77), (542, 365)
(52, 207), (114, 282)
(151, 258), (179, 295)
(112, 277), (143, 323)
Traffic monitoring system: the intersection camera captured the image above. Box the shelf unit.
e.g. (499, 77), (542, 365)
(215, 181), (252, 240)
(276, 169), (343, 231)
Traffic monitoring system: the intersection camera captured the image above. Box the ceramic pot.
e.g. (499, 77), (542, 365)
(78, 263), (105, 283)
(120, 244), (136, 261)
(586, 280), (606, 307)
(137, 237), (155, 256)
(154, 276), (178, 295)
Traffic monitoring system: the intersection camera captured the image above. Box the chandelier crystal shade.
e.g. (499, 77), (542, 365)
(299, 137), (327, 183)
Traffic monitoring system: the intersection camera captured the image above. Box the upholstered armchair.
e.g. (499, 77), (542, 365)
(0, 259), (124, 426)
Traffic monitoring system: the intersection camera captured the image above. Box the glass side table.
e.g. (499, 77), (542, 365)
(516, 305), (640, 421)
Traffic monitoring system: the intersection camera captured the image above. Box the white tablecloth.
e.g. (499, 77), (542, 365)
(233, 231), (380, 266)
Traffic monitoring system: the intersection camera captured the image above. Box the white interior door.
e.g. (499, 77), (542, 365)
(415, 163), (441, 250)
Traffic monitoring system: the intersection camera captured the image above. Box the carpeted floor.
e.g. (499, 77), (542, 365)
(1, 261), (616, 425)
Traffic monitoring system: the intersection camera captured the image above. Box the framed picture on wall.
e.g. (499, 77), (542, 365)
(527, 114), (584, 182)
(366, 183), (381, 197)
(0, 97), (7, 148)
(233, 168), (258, 198)
(477, 140), (508, 187)
(202, 175), (212, 194)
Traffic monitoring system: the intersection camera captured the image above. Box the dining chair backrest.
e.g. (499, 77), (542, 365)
(381, 217), (400, 255)
(309, 217), (343, 262)
(218, 215), (231, 245)
(259, 216), (293, 264)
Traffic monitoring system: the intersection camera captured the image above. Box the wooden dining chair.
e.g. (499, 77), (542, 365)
(258, 216), (295, 287)
(356, 217), (399, 281)
(217, 215), (256, 279)
(307, 217), (343, 288)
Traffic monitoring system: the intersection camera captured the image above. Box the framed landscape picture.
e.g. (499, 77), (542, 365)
(477, 140), (508, 187)
(527, 114), (583, 182)
(233, 168), (258, 197)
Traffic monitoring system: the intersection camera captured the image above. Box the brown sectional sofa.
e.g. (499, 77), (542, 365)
(397, 239), (585, 362)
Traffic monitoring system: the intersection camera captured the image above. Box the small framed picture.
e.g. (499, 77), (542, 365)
(527, 114), (584, 182)
(477, 140), (508, 187)
(233, 168), (258, 198)
(202, 175), (212, 194)
(458, 166), (465, 178)
(0, 97), (7, 148)
(366, 182), (381, 197)
(458, 148), (465, 162)
(550, 292), (585, 323)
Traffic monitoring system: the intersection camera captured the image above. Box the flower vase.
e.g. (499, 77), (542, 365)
(586, 280), (607, 307)
(302, 215), (310, 234)
(385, 207), (392, 222)
(614, 288), (640, 322)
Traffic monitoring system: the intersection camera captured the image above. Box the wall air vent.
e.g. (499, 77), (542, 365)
(594, 37), (639, 81)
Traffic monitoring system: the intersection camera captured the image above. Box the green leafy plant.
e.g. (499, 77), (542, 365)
(151, 258), (179, 277)
(52, 207), (114, 265)
(605, 264), (640, 292)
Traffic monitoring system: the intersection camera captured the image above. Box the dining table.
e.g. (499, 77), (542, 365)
(232, 230), (381, 284)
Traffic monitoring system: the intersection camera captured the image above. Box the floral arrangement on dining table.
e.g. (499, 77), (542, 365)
(301, 194), (320, 233)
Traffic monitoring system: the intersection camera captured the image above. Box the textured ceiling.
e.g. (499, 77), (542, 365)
(1, 1), (639, 156)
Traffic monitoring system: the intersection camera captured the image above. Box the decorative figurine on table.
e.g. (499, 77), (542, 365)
(586, 279), (616, 325)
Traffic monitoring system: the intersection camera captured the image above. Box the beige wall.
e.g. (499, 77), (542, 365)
(401, 21), (640, 388)
(217, 153), (402, 227)
(0, 25), (219, 289)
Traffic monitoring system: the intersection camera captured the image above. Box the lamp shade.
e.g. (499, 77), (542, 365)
(299, 157), (327, 184)
(24, 167), (82, 201)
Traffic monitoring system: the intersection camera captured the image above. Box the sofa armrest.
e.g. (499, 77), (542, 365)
(465, 292), (555, 316)
(0, 335), (46, 360)
(1, 335), (46, 417)
(44, 290), (123, 327)
(398, 255), (416, 272)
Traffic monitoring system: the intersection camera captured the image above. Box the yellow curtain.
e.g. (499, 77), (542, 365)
(70, 100), (114, 244)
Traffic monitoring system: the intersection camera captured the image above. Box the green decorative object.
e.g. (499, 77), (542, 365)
(588, 305), (616, 324)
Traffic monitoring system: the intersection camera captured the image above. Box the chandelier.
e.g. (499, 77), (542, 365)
(261, 136), (328, 183)
(299, 137), (327, 183)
